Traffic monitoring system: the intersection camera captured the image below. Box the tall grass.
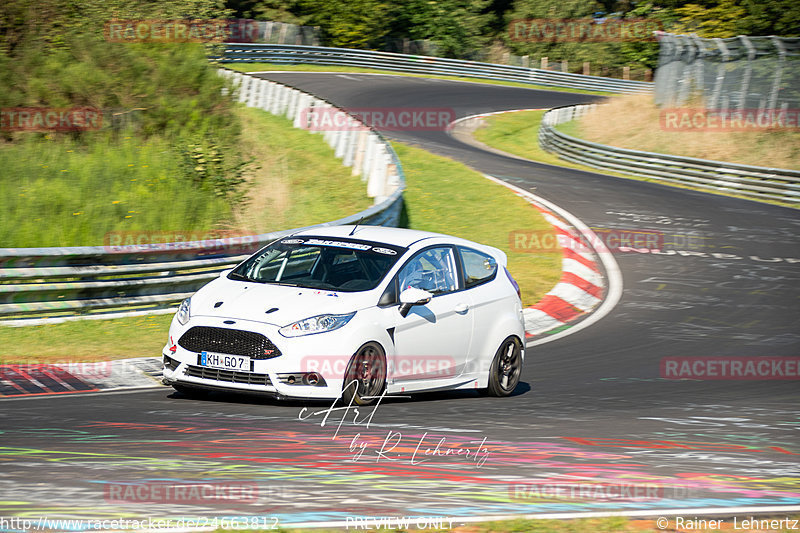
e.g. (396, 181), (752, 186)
(576, 93), (800, 171)
(0, 133), (233, 247)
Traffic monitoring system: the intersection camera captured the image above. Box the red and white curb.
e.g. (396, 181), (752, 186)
(450, 110), (622, 344)
(522, 206), (604, 338)
(482, 175), (623, 347)
(0, 357), (164, 398)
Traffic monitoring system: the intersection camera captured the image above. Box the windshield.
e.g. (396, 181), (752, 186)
(230, 236), (406, 292)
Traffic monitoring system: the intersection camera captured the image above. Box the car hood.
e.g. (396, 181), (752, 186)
(190, 276), (377, 326)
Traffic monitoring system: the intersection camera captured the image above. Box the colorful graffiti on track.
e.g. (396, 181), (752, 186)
(1, 402), (799, 524)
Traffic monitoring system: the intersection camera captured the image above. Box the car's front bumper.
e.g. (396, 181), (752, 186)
(162, 314), (375, 400)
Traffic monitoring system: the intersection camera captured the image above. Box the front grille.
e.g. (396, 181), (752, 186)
(163, 355), (180, 371)
(178, 326), (281, 359)
(184, 364), (273, 386)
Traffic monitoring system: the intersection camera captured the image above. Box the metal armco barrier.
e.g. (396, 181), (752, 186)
(217, 43), (653, 94)
(539, 104), (800, 204)
(0, 70), (405, 325)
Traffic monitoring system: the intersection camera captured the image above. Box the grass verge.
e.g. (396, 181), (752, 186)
(0, 133), (234, 248)
(576, 94), (800, 171)
(232, 105), (371, 233)
(1, 141), (561, 362)
(224, 62), (612, 96)
(473, 109), (797, 208)
(0, 106), (370, 248)
(0, 314), (174, 364)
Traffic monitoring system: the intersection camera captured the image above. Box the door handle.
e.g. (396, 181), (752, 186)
(454, 303), (469, 314)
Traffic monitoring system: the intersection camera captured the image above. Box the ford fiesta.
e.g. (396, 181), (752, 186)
(162, 225), (525, 404)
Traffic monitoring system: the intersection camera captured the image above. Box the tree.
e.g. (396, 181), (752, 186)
(389, 0), (494, 58)
(298, 0), (391, 49)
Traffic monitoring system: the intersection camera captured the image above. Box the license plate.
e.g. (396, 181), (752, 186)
(199, 351), (252, 372)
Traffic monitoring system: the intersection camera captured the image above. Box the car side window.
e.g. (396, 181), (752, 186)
(459, 247), (497, 289)
(397, 247), (458, 295)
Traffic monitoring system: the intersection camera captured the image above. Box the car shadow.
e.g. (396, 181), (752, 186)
(166, 380), (531, 407)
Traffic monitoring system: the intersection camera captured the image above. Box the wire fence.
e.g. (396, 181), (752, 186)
(654, 33), (800, 111)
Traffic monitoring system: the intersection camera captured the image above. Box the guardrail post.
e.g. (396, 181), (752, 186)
(261, 81), (273, 112)
(351, 131), (368, 176)
(247, 78), (261, 107)
(343, 123), (362, 167)
(319, 103), (333, 145)
(255, 78), (267, 109)
(367, 146), (388, 199)
(286, 89), (300, 120)
(361, 134), (378, 182)
(269, 84), (281, 115)
(293, 94), (311, 129)
(279, 84), (290, 115)
(239, 74), (252, 104)
(334, 126), (350, 159)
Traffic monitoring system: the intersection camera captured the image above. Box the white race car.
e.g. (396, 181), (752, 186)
(162, 225), (525, 404)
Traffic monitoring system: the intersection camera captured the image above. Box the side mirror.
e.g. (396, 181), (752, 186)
(398, 287), (433, 318)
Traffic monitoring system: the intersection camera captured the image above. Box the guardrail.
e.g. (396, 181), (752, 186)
(0, 69), (405, 325)
(539, 105), (800, 204)
(217, 43), (653, 95)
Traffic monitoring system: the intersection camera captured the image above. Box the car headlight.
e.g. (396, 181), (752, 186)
(279, 312), (355, 337)
(176, 298), (191, 325)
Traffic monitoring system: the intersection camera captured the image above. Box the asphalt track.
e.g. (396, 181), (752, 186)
(2, 73), (799, 529)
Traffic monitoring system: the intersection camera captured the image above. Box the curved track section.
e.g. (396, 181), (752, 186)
(1, 73), (798, 528)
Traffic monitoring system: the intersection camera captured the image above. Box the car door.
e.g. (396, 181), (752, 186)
(390, 246), (473, 384)
(456, 245), (502, 376)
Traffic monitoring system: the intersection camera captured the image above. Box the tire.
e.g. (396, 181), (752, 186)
(342, 342), (387, 406)
(486, 336), (522, 397)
